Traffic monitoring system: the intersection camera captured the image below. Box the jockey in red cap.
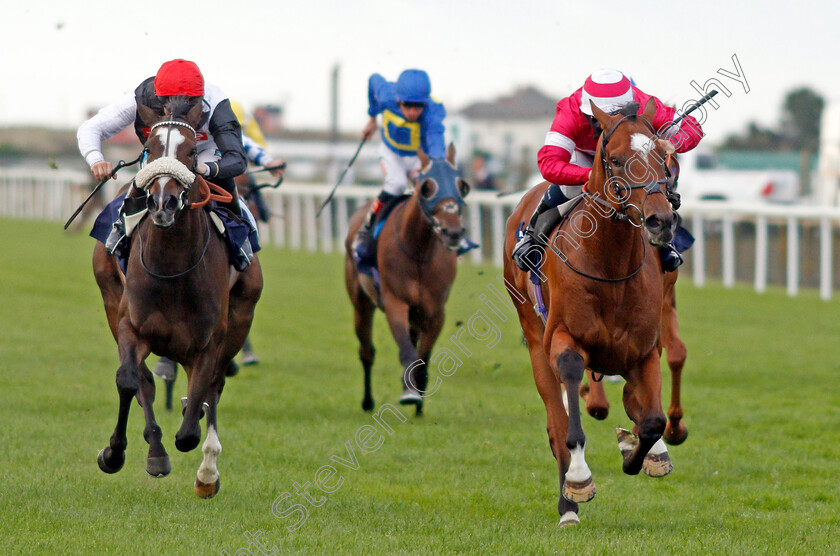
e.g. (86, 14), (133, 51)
(78, 58), (250, 259)
(511, 69), (705, 272)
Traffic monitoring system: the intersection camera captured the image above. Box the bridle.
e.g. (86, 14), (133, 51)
(582, 114), (680, 227)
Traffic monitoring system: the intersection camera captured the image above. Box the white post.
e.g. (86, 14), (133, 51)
(289, 194), (301, 250)
(820, 217), (832, 301)
(787, 216), (799, 297)
(304, 194), (317, 252)
(272, 193), (286, 248)
(755, 215), (768, 293)
(722, 212), (735, 288)
(492, 205), (504, 267)
(469, 203), (483, 264)
(692, 214), (705, 287)
(319, 197), (333, 253)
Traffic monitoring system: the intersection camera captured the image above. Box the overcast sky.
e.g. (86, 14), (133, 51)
(1, 0), (836, 146)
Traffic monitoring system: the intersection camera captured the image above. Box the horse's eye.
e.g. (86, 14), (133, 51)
(610, 157), (622, 167)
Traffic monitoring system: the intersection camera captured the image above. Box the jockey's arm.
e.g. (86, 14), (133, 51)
(77, 95), (137, 181)
(420, 101), (447, 159)
(648, 96), (705, 153)
(204, 99), (247, 180)
(537, 144), (591, 186)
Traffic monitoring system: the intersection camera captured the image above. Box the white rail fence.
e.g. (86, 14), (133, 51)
(3, 171), (840, 301)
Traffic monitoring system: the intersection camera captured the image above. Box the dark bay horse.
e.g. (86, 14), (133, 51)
(92, 100), (262, 498)
(344, 146), (469, 416)
(503, 99), (679, 525)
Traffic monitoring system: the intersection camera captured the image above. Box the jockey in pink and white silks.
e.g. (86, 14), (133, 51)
(511, 69), (705, 272)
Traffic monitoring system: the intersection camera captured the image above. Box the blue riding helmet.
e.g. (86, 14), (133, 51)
(396, 69), (431, 104)
(415, 157), (468, 218)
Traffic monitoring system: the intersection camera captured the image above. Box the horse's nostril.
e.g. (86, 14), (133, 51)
(645, 215), (663, 231)
(164, 196), (178, 212)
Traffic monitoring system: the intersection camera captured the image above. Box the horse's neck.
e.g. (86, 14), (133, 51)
(396, 196), (437, 257)
(142, 209), (206, 261)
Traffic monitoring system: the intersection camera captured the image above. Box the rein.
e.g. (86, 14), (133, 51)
(137, 210), (212, 280)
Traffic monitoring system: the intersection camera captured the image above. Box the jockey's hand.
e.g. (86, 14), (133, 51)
(266, 160), (286, 179)
(92, 161), (114, 181)
(362, 117), (377, 140)
(195, 162), (209, 176)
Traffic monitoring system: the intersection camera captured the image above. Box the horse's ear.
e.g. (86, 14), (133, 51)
(446, 142), (456, 165)
(186, 101), (203, 129)
(137, 103), (159, 127)
(590, 101), (613, 131)
(417, 149), (430, 171)
(642, 97), (657, 121)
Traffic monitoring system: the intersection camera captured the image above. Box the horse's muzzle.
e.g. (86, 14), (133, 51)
(643, 214), (674, 246)
(441, 227), (465, 250)
(147, 194), (179, 228)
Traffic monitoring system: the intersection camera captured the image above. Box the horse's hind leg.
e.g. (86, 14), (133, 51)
(92, 242), (122, 342)
(620, 351), (669, 476)
(353, 291), (377, 412)
(137, 361), (170, 477)
(661, 283), (688, 445)
(580, 369), (610, 420)
(195, 380), (223, 499)
(98, 326), (149, 474)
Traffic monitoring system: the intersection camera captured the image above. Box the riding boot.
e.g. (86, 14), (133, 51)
(512, 184), (571, 271)
(353, 193), (394, 268)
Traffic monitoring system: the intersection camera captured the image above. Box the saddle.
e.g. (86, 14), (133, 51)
(354, 194), (411, 279)
(91, 193), (259, 274)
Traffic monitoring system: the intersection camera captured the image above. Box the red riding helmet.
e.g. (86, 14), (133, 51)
(154, 59), (205, 97)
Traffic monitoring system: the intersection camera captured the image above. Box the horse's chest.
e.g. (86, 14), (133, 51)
(126, 285), (224, 339)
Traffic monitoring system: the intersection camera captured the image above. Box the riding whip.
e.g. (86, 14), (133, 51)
(64, 150), (146, 229)
(316, 135), (368, 217)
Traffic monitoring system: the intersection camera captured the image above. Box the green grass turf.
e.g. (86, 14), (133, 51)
(1, 218), (839, 555)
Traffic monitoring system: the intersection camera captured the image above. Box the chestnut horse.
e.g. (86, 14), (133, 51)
(344, 146), (469, 416)
(579, 269), (688, 445)
(92, 100), (262, 498)
(503, 99), (680, 525)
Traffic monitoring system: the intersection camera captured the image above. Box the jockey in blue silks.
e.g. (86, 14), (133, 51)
(352, 69), (476, 264)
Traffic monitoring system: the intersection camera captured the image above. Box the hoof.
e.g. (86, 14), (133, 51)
(399, 389), (422, 405)
(181, 397), (210, 420)
(617, 427), (638, 459)
(642, 452), (674, 478)
(97, 447), (125, 474)
(225, 360), (239, 377)
(563, 477), (596, 503)
(195, 477), (220, 499)
(241, 351), (259, 366)
(361, 398), (374, 412)
(146, 455), (172, 477)
(558, 511), (580, 527)
(664, 420), (689, 445)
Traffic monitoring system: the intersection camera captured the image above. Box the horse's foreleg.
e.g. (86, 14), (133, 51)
(382, 294), (422, 407)
(176, 350), (217, 453)
(98, 321), (149, 474)
(661, 288), (688, 445)
(413, 313), (445, 417)
(353, 291), (377, 412)
(549, 332), (595, 505)
(620, 352), (669, 476)
(195, 384), (222, 499)
(136, 361), (170, 477)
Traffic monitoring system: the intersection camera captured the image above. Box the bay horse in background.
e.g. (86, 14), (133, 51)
(503, 99), (682, 525)
(91, 99), (263, 498)
(344, 146), (470, 416)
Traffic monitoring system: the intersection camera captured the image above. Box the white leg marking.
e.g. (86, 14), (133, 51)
(197, 425), (222, 484)
(561, 387), (569, 416)
(565, 445), (591, 483)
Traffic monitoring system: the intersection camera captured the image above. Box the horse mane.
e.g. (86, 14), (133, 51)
(618, 101), (641, 118)
(161, 96), (202, 119)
